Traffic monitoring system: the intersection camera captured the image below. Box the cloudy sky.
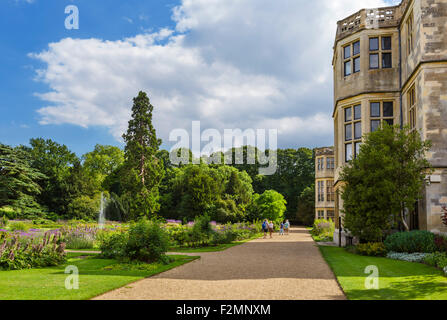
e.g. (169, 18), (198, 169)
(0, 0), (399, 156)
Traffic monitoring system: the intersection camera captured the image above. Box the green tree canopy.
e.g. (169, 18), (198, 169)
(82, 144), (124, 191)
(169, 165), (220, 221)
(341, 125), (432, 242)
(0, 144), (46, 216)
(20, 138), (79, 215)
(252, 190), (287, 222)
(296, 184), (315, 226)
(158, 164), (255, 223)
(218, 146), (314, 220)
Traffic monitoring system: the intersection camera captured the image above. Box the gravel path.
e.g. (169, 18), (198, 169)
(93, 227), (345, 300)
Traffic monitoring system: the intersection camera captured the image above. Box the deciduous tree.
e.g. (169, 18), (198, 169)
(341, 125), (431, 242)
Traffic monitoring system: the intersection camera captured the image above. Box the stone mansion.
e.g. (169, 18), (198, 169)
(315, 0), (447, 245)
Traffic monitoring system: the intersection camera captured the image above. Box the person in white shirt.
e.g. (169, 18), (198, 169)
(284, 220), (290, 235)
(268, 221), (274, 238)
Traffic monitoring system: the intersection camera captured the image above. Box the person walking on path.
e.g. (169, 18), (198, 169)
(262, 219), (268, 239)
(284, 220), (290, 235)
(268, 221), (274, 238)
(279, 221), (284, 236)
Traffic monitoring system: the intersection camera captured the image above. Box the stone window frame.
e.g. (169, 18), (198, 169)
(327, 210), (335, 220)
(317, 156), (325, 171)
(326, 157), (335, 170)
(317, 210), (325, 219)
(326, 179), (335, 202)
(317, 180), (325, 202)
(369, 100), (395, 133)
(369, 35), (392, 70)
(406, 10), (414, 56)
(408, 85), (416, 131)
(343, 39), (360, 77)
(344, 104), (362, 162)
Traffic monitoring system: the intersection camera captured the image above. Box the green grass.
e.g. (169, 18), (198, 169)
(65, 248), (101, 252)
(0, 252), (199, 300)
(170, 234), (261, 253)
(319, 246), (447, 300)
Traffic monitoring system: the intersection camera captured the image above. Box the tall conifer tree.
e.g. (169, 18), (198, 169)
(122, 91), (164, 217)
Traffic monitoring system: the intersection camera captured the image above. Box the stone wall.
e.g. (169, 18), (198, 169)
(333, 30), (400, 104)
(420, 65), (447, 167)
(421, 169), (447, 233)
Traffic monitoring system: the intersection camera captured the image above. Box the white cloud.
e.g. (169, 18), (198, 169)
(31, 0), (398, 149)
(123, 17), (133, 24)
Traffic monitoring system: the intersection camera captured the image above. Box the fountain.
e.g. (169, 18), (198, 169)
(98, 192), (106, 229)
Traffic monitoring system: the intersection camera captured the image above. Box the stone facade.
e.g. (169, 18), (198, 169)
(315, 147), (335, 221)
(332, 0), (447, 243)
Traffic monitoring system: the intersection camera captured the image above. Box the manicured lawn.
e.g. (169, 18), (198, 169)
(319, 246), (447, 300)
(170, 234), (262, 253)
(65, 248), (101, 252)
(0, 253), (199, 300)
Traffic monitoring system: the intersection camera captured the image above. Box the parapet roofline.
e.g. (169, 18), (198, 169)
(334, 0), (410, 45)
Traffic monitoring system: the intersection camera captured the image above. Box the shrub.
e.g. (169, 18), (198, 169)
(98, 231), (128, 259)
(44, 212), (59, 222)
(387, 252), (428, 263)
(9, 222), (30, 232)
(384, 231), (436, 253)
(32, 219), (54, 225)
(424, 252), (447, 269)
(311, 219), (335, 241)
(165, 219), (261, 248)
(0, 207), (17, 220)
(434, 234), (447, 252)
(165, 224), (189, 247)
(124, 219), (170, 264)
(187, 226), (207, 246)
(0, 216), (8, 228)
(193, 214), (213, 235)
(356, 242), (387, 257)
(209, 230), (237, 245)
(183, 215), (214, 247)
(67, 195), (100, 221)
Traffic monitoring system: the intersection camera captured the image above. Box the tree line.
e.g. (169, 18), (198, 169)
(0, 91), (316, 224)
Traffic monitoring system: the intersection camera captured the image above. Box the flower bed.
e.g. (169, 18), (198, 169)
(310, 219), (334, 242)
(386, 252), (429, 263)
(60, 225), (98, 249)
(165, 218), (261, 248)
(0, 230), (66, 270)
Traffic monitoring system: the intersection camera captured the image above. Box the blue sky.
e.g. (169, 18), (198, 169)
(0, 0), (399, 157)
(0, 0), (178, 155)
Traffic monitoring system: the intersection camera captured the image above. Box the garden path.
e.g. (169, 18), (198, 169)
(93, 227), (346, 300)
